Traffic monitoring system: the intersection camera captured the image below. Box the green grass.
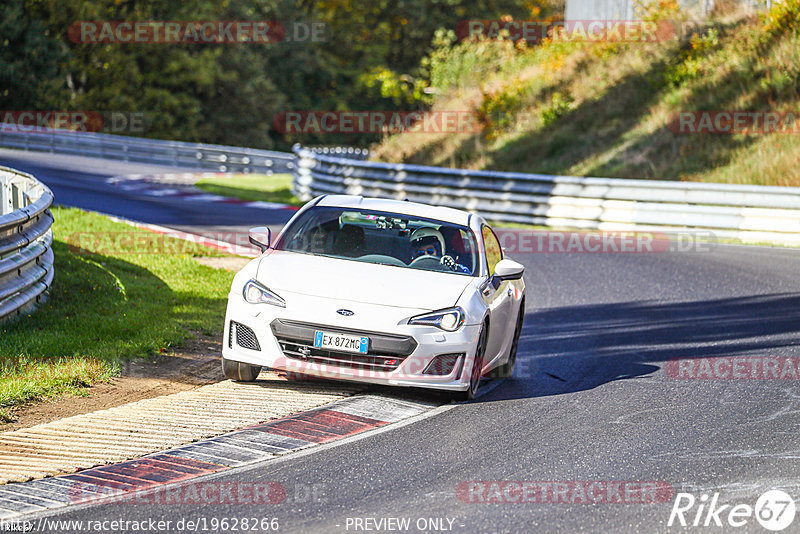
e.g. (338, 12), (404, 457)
(372, 3), (800, 187)
(0, 207), (236, 414)
(195, 173), (302, 206)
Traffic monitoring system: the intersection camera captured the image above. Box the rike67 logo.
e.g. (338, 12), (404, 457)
(669, 490), (796, 531)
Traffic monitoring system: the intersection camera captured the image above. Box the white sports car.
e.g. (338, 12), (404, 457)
(221, 195), (525, 400)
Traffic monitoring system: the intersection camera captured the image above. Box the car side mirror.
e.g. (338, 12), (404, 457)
(249, 227), (271, 253)
(493, 259), (524, 281)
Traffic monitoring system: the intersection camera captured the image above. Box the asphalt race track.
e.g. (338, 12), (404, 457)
(0, 148), (292, 239)
(3, 148), (800, 532)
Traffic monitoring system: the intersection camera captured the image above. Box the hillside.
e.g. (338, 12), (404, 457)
(371, 1), (800, 187)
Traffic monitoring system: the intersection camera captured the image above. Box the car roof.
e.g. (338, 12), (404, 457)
(315, 195), (473, 227)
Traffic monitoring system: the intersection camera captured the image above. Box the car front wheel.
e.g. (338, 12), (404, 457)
(490, 298), (524, 379)
(451, 325), (487, 402)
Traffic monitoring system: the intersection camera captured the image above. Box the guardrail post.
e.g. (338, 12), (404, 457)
(11, 182), (24, 210)
(0, 177), (8, 215)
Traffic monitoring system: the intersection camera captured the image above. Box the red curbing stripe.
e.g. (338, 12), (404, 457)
(144, 456), (225, 476)
(148, 453), (226, 474)
(288, 417), (358, 437)
(319, 408), (390, 426)
(0, 397), (417, 520)
(254, 408), (386, 443)
(295, 409), (388, 435)
(255, 423), (334, 443)
(97, 459), (201, 484)
(56, 456), (228, 506)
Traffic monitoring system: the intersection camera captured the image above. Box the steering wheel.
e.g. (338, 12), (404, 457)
(409, 255), (441, 268)
(410, 255), (459, 272)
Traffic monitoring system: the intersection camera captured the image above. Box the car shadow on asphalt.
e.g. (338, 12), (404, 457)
(482, 292), (800, 401)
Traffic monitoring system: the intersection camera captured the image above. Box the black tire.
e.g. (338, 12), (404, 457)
(222, 357), (262, 382)
(490, 299), (525, 379)
(451, 325), (487, 402)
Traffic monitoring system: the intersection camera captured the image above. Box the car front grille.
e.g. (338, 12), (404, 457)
(278, 340), (404, 372)
(270, 319), (417, 373)
(231, 321), (261, 351)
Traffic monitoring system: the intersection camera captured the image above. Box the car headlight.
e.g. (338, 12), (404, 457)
(242, 279), (286, 307)
(408, 307), (465, 332)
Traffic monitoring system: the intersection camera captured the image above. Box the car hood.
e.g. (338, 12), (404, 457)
(256, 251), (473, 310)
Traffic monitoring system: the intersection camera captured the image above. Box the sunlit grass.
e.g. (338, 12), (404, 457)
(195, 173), (302, 205)
(0, 207), (236, 415)
(371, 6), (800, 187)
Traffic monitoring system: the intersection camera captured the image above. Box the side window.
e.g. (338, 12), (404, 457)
(482, 225), (503, 276)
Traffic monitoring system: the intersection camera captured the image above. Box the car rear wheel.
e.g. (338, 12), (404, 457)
(222, 357), (262, 382)
(490, 299), (524, 379)
(452, 325), (487, 402)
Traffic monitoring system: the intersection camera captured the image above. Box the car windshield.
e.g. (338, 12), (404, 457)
(274, 206), (479, 276)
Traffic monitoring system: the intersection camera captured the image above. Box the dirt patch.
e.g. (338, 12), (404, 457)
(0, 334), (228, 433)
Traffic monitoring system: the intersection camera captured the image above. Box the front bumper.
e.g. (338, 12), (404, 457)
(222, 292), (481, 392)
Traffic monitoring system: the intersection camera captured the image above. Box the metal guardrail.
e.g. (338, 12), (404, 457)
(0, 166), (54, 321)
(0, 125), (295, 174)
(293, 145), (800, 245)
(304, 146), (370, 160)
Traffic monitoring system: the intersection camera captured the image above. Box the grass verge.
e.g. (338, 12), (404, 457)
(195, 173), (302, 206)
(0, 207), (237, 415)
(372, 3), (800, 187)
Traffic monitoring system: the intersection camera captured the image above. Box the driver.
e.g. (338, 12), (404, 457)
(410, 227), (445, 260)
(409, 227), (470, 273)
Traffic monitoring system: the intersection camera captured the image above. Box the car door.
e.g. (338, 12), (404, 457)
(480, 225), (513, 367)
